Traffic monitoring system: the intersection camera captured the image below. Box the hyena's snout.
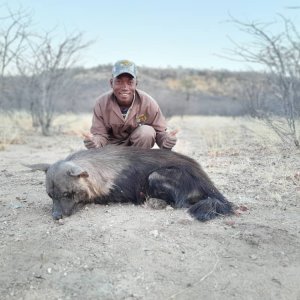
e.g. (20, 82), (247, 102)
(52, 199), (64, 220)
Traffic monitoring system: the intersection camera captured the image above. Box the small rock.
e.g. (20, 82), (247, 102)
(9, 202), (23, 209)
(58, 219), (64, 225)
(177, 219), (193, 225)
(149, 230), (159, 238)
(224, 220), (236, 226)
(239, 205), (249, 211)
(165, 205), (174, 211)
(145, 198), (167, 209)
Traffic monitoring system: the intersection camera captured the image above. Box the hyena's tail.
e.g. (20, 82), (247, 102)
(188, 197), (234, 221)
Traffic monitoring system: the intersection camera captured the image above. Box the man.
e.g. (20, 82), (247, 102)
(83, 59), (177, 150)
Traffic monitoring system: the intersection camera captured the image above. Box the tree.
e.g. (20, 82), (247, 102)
(17, 30), (92, 135)
(228, 15), (300, 147)
(0, 6), (30, 106)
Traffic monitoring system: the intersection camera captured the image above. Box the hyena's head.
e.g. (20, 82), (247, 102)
(27, 161), (92, 220)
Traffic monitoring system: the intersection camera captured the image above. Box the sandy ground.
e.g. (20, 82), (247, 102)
(0, 116), (300, 300)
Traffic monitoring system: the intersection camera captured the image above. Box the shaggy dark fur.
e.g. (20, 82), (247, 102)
(27, 146), (233, 221)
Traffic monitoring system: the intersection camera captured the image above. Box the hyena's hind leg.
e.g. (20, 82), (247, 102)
(146, 167), (203, 209)
(147, 166), (233, 221)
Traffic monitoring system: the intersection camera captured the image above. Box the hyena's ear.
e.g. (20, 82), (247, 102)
(23, 163), (51, 173)
(68, 164), (89, 178)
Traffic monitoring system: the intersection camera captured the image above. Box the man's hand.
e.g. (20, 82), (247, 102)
(82, 133), (103, 149)
(162, 129), (179, 149)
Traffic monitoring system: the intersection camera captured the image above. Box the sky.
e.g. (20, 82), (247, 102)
(1, 0), (300, 71)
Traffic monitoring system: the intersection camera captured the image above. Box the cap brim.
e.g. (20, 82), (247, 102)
(113, 70), (136, 78)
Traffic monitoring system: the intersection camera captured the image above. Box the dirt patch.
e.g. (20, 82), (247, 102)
(0, 116), (300, 300)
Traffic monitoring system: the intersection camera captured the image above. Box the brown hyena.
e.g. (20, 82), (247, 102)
(27, 146), (233, 221)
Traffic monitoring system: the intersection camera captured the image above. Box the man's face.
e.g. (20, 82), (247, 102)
(110, 73), (137, 107)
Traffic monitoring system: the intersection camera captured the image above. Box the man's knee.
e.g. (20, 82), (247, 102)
(130, 125), (156, 148)
(132, 125), (155, 138)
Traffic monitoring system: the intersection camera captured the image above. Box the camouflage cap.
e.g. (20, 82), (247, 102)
(112, 60), (137, 78)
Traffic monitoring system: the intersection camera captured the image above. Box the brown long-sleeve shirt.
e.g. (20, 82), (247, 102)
(90, 89), (169, 148)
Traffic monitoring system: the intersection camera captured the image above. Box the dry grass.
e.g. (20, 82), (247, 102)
(0, 111), (93, 150)
(169, 115), (282, 155)
(0, 111), (291, 154)
(52, 113), (92, 136)
(0, 111), (32, 150)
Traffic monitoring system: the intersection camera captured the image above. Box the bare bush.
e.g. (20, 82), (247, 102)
(17, 31), (92, 135)
(0, 5), (92, 135)
(0, 6), (30, 106)
(228, 16), (300, 147)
